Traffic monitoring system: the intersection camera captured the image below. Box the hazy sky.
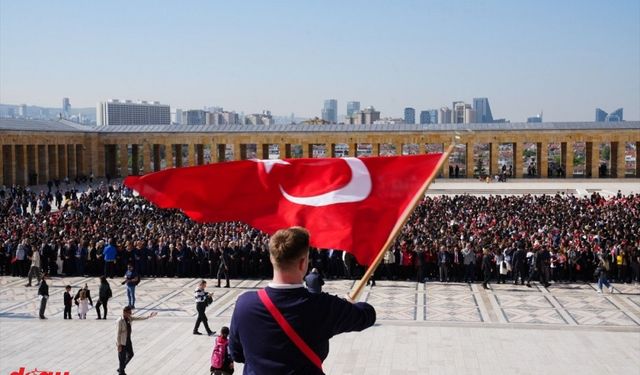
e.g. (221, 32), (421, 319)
(1, 0), (639, 121)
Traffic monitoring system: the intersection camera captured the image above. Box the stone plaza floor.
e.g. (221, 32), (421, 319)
(1, 276), (638, 374)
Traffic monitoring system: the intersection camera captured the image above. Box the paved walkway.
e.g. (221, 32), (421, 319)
(1, 276), (638, 374)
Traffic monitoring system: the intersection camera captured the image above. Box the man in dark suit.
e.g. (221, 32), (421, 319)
(304, 268), (324, 294)
(229, 227), (376, 374)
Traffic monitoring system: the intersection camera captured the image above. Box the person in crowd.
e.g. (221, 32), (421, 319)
(63, 284), (73, 319)
(103, 238), (117, 279)
(210, 326), (234, 375)
(37, 273), (49, 319)
(122, 263), (139, 309)
(96, 276), (113, 319)
(116, 305), (157, 375)
(229, 227), (376, 374)
(193, 280), (215, 336)
(304, 267), (324, 294)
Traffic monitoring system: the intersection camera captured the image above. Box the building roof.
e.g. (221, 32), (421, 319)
(1, 118), (639, 133)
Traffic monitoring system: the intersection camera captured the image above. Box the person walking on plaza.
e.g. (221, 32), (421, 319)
(63, 285), (73, 319)
(217, 243), (231, 288)
(595, 254), (614, 294)
(122, 264), (139, 309)
(304, 267), (324, 294)
(25, 244), (42, 287)
(481, 248), (492, 290)
(210, 326), (234, 375)
(74, 284), (93, 319)
(116, 305), (157, 375)
(193, 280), (215, 336)
(37, 274), (49, 319)
(229, 227), (376, 374)
(96, 276), (112, 319)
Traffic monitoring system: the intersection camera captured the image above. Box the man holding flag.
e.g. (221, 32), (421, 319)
(228, 226), (376, 373)
(125, 151), (451, 373)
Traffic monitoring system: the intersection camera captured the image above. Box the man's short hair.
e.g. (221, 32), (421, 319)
(269, 227), (310, 269)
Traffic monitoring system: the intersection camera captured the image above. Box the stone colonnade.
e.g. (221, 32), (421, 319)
(1, 131), (639, 186)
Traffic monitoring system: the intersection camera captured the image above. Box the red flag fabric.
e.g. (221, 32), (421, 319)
(124, 154), (442, 265)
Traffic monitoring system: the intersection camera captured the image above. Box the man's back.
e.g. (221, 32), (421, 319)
(229, 287), (375, 375)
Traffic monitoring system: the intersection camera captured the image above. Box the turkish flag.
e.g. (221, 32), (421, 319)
(124, 154), (443, 265)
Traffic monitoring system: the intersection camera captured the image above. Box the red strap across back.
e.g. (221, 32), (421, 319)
(257, 289), (323, 370)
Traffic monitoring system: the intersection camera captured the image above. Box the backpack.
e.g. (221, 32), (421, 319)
(211, 336), (229, 370)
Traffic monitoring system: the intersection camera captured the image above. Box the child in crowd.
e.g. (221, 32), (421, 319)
(63, 285), (73, 319)
(210, 326), (234, 375)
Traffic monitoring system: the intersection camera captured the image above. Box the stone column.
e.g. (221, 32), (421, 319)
(119, 144), (129, 177)
(0, 145), (5, 186)
(418, 143), (426, 155)
(586, 141), (597, 178)
(374, 143), (381, 156)
(37, 145), (47, 184)
(490, 142), (499, 176)
(48, 145), (58, 180)
(513, 142), (523, 178)
(539, 142), (548, 178)
(15, 145), (27, 186)
(165, 144), (174, 168)
(330, 144), (337, 158)
(58, 145), (67, 181)
(10, 145), (17, 185)
(131, 144), (140, 175)
(466, 143), (474, 178)
(611, 141), (626, 178)
(565, 142), (574, 178)
(395, 143), (403, 156)
(188, 144), (196, 166)
(301, 143), (310, 158)
(68, 144), (78, 179)
(351, 143), (358, 157)
(442, 143), (450, 178)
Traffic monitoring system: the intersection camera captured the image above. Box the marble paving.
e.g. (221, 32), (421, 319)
(1, 276), (639, 374)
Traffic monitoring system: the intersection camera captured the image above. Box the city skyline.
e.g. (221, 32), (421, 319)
(1, 0), (638, 121)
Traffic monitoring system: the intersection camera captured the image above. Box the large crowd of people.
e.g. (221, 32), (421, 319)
(1, 181), (639, 288)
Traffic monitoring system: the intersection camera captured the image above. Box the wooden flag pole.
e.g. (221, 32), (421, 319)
(348, 144), (456, 301)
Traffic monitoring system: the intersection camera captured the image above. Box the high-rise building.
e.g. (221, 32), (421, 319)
(185, 110), (207, 125)
(321, 99), (338, 123)
(345, 106), (380, 125)
(62, 97), (71, 119)
(173, 109), (183, 125)
(452, 101), (475, 124)
(404, 108), (415, 124)
(527, 113), (543, 123)
(97, 99), (170, 126)
(473, 97), (493, 123)
(347, 101), (360, 117)
(245, 110), (274, 125)
(420, 110), (438, 124)
(596, 108), (623, 122)
(18, 104), (27, 118)
(438, 107), (452, 124)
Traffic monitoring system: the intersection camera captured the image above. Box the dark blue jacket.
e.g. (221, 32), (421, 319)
(229, 286), (375, 375)
(304, 272), (324, 294)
